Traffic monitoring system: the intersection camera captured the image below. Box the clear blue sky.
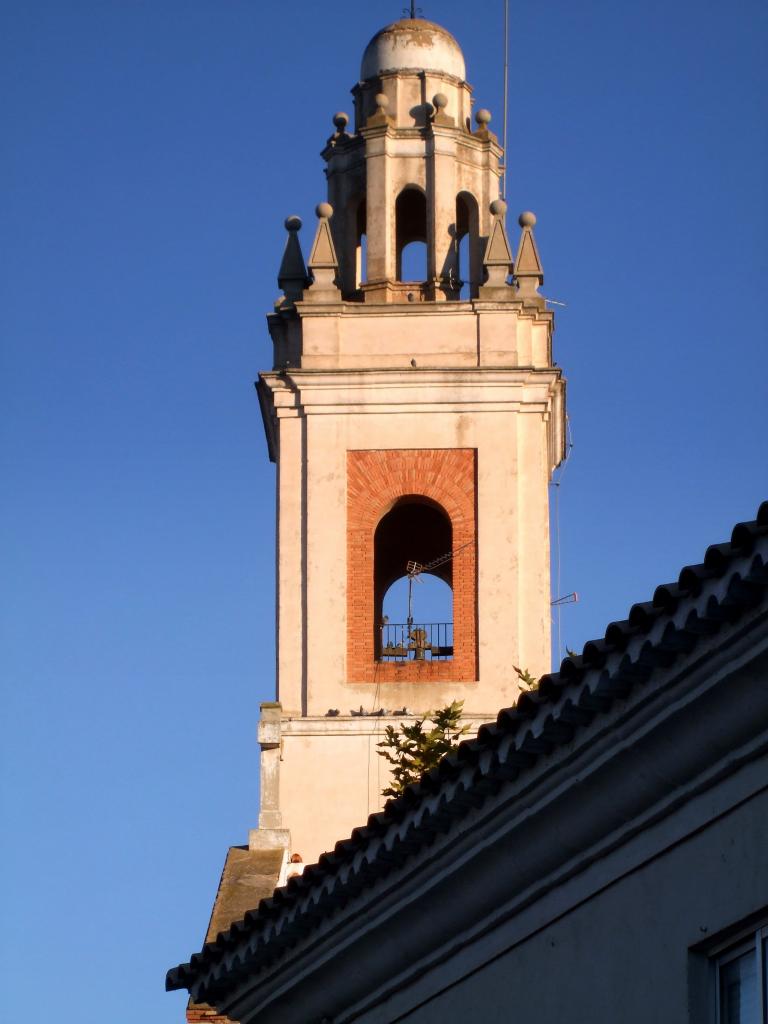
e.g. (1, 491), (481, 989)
(1, 1), (766, 1020)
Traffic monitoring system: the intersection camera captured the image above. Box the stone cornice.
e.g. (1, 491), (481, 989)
(284, 298), (552, 322)
(357, 123), (501, 156)
(258, 367), (565, 470)
(260, 367), (564, 413)
(279, 713), (495, 739)
(321, 135), (366, 167)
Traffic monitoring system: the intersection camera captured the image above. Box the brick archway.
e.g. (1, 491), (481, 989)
(347, 449), (477, 683)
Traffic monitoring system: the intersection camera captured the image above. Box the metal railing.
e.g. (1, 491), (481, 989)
(378, 622), (453, 661)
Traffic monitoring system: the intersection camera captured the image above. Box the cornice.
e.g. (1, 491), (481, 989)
(279, 713), (495, 739)
(259, 366), (564, 417)
(287, 298), (553, 324)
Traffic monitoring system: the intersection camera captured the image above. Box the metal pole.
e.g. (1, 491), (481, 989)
(502, 0), (509, 199)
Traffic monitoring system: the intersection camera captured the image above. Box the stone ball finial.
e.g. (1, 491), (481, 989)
(432, 92), (448, 110)
(374, 92), (389, 111)
(284, 215), (302, 232)
(519, 210), (537, 228)
(489, 198), (507, 217)
(315, 202), (333, 219)
(475, 108), (492, 127)
(333, 111), (349, 131)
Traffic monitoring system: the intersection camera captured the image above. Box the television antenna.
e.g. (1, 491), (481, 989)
(501, 0), (509, 199)
(404, 539), (473, 627)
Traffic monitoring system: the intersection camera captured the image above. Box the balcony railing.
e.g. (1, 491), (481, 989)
(378, 622), (453, 662)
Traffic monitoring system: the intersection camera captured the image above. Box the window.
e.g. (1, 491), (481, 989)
(713, 923), (768, 1023)
(355, 198), (367, 288)
(455, 191), (479, 299)
(395, 187), (427, 282)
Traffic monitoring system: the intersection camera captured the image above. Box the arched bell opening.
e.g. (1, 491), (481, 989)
(395, 187), (428, 283)
(456, 191), (480, 299)
(355, 198), (367, 289)
(340, 195), (367, 298)
(374, 497), (454, 661)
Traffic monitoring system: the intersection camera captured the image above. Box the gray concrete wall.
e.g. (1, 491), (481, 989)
(397, 786), (767, 1024)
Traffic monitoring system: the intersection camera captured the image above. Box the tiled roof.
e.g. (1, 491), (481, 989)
(167, 501), (768, 1002)
(204, 847), (284, 945)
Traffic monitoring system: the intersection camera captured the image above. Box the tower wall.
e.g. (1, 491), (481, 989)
(263, 360), (561, 719)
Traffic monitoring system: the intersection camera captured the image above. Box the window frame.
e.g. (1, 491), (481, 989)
(711, 921), (768, 1024)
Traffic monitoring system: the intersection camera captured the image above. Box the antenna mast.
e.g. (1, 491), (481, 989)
(502, 0), (509, 198)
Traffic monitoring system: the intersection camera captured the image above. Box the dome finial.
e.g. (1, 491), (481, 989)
(332, 112), (349, 134)
(479, 201), (514, 299)
(305, 203), (340, 303)
(514, 211), (544, 300)
(277, 216), (309, 305)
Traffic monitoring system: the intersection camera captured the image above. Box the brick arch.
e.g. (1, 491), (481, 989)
(360, 489), (463, 535)
(347, 449), (477, 683)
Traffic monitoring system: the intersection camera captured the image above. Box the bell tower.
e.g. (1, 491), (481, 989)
(253, 17), (566, 864)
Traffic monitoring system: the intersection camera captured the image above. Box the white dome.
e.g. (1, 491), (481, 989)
(361, 19), (466, 81)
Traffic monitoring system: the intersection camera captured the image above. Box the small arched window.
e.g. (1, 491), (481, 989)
(355, 198), (367, 288)
(456, 191), (480, 299)
(374, 497), (454, 661)
(396, 187), (428, 282)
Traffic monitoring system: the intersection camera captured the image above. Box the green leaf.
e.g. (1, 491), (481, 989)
(376, 701), (469, 797)
(513, 664), (538, 691)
